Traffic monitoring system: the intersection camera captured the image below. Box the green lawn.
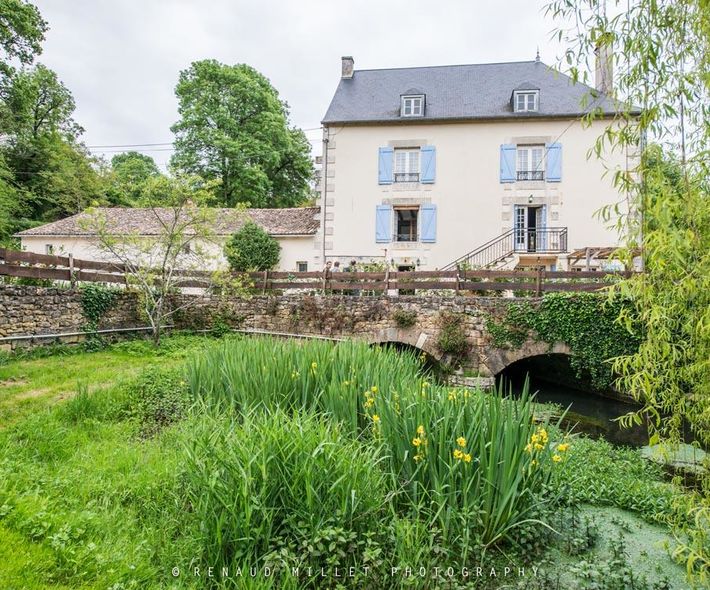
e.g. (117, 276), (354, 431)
(0, 335), (212, 426)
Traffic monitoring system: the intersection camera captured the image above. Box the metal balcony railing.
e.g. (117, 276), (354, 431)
(514, 227), (568, 253)
(442, 227), (568, 270)
(516, 170), (545, 181)
(394, 172), (420, 183)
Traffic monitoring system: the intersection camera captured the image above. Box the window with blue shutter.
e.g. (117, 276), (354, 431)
(500, 144), (516, 182)
(420, 145), (436, 183)
(420, 204), (437, 243)
(378, 147), (393, 185)
(546, 143), (562, 182)
(375, 205), (392, 242)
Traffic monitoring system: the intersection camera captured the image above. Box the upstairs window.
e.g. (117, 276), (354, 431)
(401, 95), (424, 117)
(394, 148), (420, 182)
(517, 145), (545, 181)
(513, 90), (539, 112)
(394, 206), (419, 242)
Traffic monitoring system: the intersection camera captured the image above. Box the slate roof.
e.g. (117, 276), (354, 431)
(16, 207), (321, 237)
(322, 60), (630, 124)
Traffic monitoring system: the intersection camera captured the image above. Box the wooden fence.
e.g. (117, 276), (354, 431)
(0, 248), (632, 295)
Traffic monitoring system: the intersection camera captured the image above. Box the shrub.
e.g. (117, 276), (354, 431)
(436, 311), (469, 359)
(125, 366), (189, 434)
(392, 308), (417, 328)
(224, 221), (281, 271)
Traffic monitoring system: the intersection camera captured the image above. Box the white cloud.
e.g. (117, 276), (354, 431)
(32, 0), (567, 168)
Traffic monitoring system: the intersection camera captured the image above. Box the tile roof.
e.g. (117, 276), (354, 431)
(15, 207), (320, 237)
(322, 60), (633, 124)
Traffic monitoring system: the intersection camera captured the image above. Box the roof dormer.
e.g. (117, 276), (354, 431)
(400, 94), (425, 117)
(511, 86), (540, 113)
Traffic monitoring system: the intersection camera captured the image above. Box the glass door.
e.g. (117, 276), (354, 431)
(514, 205), (526, 251)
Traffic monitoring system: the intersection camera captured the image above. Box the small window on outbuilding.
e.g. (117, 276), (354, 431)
(45, 244), (54, 255)
(513, 90), (539, 112)
(401, 95), (425, 117)
(297, 261), (308, 272)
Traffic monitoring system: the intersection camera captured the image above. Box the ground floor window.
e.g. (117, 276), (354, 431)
(394, 206), (419, 242)
(297, 261), (308, 272)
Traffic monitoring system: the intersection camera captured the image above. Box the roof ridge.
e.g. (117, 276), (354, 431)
(352, 60), (541, 73)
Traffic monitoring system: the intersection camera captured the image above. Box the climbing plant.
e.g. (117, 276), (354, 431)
(80, 284), (119, 349)
(486, 293), (641, 390)
(80, 284), (118, 331)
(436, 311), (469, 362)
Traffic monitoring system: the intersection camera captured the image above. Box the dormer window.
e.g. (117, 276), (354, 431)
(401, 95), (425, 117)
(513, 90), (539, 112)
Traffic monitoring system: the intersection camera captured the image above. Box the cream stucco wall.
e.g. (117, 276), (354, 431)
(316, 118), (630, 270)
(20, 234), (316, 272)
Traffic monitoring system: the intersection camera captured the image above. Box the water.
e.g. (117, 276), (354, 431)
(499, 365), (650, 447)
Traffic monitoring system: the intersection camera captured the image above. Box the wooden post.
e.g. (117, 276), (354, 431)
(535, 267), (543, 297)
(68, 254), (76, 288)
(262, 270), (269, 295)
(385, 267), (390, 292)
(456, 267), (462, 294)
(322, 268), (328, 294)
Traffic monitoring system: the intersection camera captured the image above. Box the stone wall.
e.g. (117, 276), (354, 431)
(0, 285), (142, 351)
(0, 286), (557, 377)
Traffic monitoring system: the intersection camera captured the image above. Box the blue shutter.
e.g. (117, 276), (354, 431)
(420, 145), (436, 183)
(546, 143), (562, 182)
(420, 204), (437, 243)
(500, 144), (516, 183)
(375, 205), (392, 243)
(378, 147), (393, 185)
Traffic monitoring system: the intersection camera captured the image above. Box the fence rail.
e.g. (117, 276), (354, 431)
(0, 247), (633, 295)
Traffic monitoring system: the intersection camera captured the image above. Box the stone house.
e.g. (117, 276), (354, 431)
(16, 207), (320, 272)
(315, 54), (636, 272)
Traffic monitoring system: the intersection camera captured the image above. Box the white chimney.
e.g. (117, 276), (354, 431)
(594, 42), (613, 95)
(341, 56), (354, 79)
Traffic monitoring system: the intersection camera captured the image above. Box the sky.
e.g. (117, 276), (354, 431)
(32, 0), (570, 169)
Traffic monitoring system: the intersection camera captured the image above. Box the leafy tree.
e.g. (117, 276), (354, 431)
(170, 60), (313, 208)
(107, 151), (162, 206)
(547, 0), (709, 584)
(0, 63), (81, 139)
(224, 221), (281, 272)
(0, 153), (20, 244)
(0, 0), (46, 77)
(83, 175), (247, 346)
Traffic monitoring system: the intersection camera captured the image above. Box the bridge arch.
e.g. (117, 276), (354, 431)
(367, 327), (442, 361)
(482, 340), (571, 376)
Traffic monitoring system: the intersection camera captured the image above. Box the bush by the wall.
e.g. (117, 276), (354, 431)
(224, 221), (281, 272)
(392, 308), (417, 328)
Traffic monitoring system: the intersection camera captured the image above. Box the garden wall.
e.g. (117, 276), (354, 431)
(0, 285), (546, 377)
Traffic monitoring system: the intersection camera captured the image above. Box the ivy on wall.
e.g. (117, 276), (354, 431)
(486, 293), (641, 390)
(80, 284), (118, 334)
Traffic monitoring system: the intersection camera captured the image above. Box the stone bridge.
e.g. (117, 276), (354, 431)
(181, 293), (571, 378)
(0, 287), (571, 378)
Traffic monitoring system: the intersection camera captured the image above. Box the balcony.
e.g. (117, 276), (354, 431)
(394, 172), (420, 183)
(516, 170), (545, 181)
(514, 227), (568, 253)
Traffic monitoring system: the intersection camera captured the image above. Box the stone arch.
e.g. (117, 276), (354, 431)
(480, 340), (571, 377)
(367, 327), (442, 361)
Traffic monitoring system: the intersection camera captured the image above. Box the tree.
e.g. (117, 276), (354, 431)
(0, 0), (47, 77)
(224, 221), (281, 272)
(82, 175), (247, 346)
(170, 60), (313, 208)
(107, 151), (162, 206)
(546, 0), (709, 584)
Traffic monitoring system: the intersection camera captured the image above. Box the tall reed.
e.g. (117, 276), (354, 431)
(185, 337), (567, 555)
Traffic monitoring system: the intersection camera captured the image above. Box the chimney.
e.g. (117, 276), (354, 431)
(341, 56), (354, 79)
(594, 41), (613, 95)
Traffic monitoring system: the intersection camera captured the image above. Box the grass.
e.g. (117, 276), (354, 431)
(0, 334), (699, 589)
(0, 334), (214, 426)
